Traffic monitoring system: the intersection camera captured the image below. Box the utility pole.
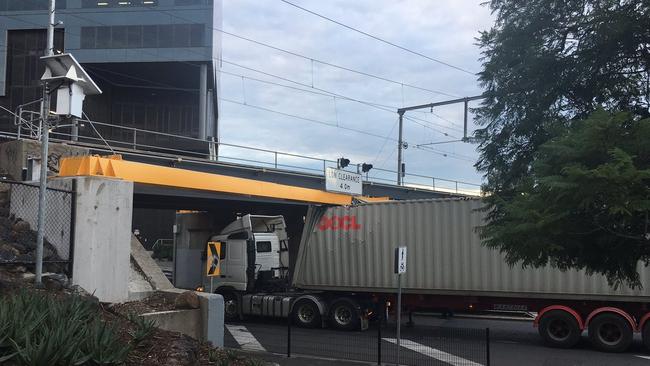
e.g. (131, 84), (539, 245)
(396, 95), (483, 186)
(396, 112), (404, 185)
(35, 0), (56, 286)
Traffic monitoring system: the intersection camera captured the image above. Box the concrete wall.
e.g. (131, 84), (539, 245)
(0, 140), (88, 180)
(72, 176), (133, 303)
(150, 290), (224, 347)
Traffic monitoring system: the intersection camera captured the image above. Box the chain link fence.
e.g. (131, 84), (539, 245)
(0, 180), (74, 273)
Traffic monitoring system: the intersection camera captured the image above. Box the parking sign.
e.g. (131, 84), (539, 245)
(394, 246), (407, 274)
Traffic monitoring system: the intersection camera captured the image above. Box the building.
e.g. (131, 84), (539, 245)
(0, 0), (222, 153)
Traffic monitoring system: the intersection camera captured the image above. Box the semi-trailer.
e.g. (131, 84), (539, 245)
(174, 197), (650, 353)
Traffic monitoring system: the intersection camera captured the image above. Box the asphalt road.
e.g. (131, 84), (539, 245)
(223, 314), (650, 366)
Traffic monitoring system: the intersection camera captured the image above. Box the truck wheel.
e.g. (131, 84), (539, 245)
(588, 313), (632, 352)
(222, 292), (239, 321)
(642, 320), (650, 351)
(538, 310), (581, 348)
(329, 300), (360, 331)
(292, 299), (321, 328)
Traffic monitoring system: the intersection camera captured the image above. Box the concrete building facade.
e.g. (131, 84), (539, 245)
(0, 0), (222, 149)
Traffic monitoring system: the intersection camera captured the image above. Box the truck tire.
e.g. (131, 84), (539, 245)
(222, 292), (240, 321)
(642, 320), (650, 351)
(538, 310), (582, 348)
(588, 313), (632, 352)
(328, 300), (361, 331)
(292, 299), (321, 328)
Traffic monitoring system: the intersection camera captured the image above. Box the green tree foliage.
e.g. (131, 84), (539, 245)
(481, 111), (650, 287)
(475, 0), (650, 286)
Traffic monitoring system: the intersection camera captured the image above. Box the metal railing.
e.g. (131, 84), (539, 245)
(0, 107), (482, 195)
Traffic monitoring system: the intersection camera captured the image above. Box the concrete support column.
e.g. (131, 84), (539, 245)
(198, 64), (208, 140)
(71, 176), (134, 303)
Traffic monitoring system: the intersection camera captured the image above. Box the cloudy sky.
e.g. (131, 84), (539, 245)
(217, 0), (494, 192)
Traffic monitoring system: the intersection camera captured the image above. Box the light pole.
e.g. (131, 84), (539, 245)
(35, 0), (57, 286)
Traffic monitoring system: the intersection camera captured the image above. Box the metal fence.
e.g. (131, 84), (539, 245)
(0, 180), (75, 274)
(224, 315), (490, 366)
(0, 106), (483, 196)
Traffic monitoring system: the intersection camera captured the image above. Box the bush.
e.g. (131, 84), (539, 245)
(0, 291), (131, 366)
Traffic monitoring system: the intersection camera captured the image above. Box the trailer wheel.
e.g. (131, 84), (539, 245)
(588, 313), (632, 353)
(538, 310), (581, 348)
(329, 300), (360, 331)
(222, 292), (240, 321)
(292, 299), (321, 328)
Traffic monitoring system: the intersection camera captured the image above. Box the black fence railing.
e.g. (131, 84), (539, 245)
(0, 180), (75, 275)
(225, 311), (491, 366)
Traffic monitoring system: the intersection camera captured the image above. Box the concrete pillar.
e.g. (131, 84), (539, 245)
(198, 63), (208, 140)
(72, 176), (134, 303)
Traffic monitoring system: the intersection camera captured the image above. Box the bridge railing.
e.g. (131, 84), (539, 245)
(0, 110), (482, 195)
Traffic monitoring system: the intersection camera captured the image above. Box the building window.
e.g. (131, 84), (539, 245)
(81, 0), (157, 8)
(80, 24), (204, 49)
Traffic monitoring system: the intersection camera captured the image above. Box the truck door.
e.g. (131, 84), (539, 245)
(221, 239), (247, 291)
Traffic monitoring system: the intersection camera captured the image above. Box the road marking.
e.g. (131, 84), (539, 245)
(225, 325), (266, 352)
(635, 355), (650, 360)
(383, 338), (483, 366)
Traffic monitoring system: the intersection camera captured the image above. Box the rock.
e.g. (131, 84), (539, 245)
(9, 265), (26, 273)
(12, 220), (30, 232)
(16, 252), (34, 262)
(0, 248), (16, 261)
(0, 243), (19, 257)
(0, 207), (8, 217)
(43, 276), (64, 291)
(10, 242), (26, 254)
(43, 245), (55, 260)
(174, 291), (200, 310)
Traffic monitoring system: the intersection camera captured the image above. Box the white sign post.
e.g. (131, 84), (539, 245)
(394, 246), (407, 366)
(325, 167), (362, 195)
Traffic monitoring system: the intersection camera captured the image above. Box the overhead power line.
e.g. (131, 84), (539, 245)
(278, 0), (476, 75)
(133, 4), (461, 97)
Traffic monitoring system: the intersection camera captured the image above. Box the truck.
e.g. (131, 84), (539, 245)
(172, 197), (650, 353)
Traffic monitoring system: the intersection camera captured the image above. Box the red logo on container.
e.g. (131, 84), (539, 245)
(318, 215), (362, 231)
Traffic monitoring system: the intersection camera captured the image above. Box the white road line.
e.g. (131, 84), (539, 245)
(225, 325), (266, 352)
(635, 355), (650, 360)
(383, 338), (484, 366)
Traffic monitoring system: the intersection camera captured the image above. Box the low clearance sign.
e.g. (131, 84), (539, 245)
(325, 167), (362, 195)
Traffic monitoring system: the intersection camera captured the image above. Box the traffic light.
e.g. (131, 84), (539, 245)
(338, 157), (350, 169)
(361, 163), (373, 173)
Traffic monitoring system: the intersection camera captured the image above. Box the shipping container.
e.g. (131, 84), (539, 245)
(293, 197), (650, 301)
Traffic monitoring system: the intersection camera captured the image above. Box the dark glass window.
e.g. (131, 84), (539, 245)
(111, 26), (127, 48)
(189, 24), (204, 47)
(95, 27), (111, 48)
(172, 24), (190, 47)
(127, 25), (142, 48)
(256, 241), (272, 253)
(157, 25), (173, 48)
(142, 25), (157, 48)
(81, 27), (96, 49)
(79, 25), (205, 49)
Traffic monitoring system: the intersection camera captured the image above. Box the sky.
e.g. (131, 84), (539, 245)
(217, 0), (495, 192)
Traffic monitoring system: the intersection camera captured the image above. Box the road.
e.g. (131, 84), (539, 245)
(224, 314), (650, 366)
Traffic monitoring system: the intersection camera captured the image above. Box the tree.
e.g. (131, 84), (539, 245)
(475, 0), (650, 286)
(481, 110), (650, 287)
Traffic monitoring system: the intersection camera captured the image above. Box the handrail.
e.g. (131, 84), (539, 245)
(0, 109), (482, 194)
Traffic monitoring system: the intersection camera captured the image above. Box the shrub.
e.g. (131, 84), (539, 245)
(0, 290), (131, 366)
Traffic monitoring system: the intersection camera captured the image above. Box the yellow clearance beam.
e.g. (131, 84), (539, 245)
(58, 155), (353, 205)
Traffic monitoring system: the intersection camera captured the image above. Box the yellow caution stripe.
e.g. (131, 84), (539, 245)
(58, 155), (353, 205)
